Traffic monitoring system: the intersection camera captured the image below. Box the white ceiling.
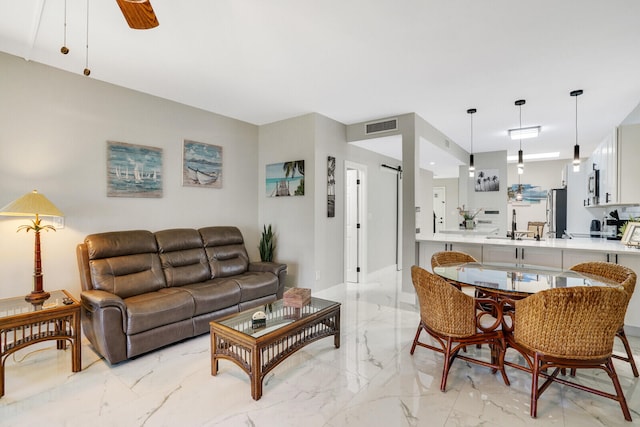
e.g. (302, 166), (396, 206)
(2, 1), (640, 177)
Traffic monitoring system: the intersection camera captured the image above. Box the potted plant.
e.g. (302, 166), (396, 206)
(258, 224), (275, 262)
(457, 205), (483, 229)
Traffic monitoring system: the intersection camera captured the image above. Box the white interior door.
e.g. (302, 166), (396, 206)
(345, 168), (359, 283)
(433, 186), (446, 233)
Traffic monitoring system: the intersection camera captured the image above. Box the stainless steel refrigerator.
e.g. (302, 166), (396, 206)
(547, 188), (567, 238)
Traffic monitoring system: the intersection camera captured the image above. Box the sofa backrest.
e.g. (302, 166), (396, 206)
(199, 226), (249, 278)
(155, 228), (211, 287)
(84, 230), (166, 298)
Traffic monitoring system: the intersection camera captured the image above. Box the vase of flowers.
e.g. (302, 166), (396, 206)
(457, 205), (483, 229)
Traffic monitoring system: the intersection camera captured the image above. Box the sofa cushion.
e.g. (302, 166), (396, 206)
(155, 228), (211, 287)
(179, 279), (241, 315)
(85, 230), (165, 298)
(199, 227), (249, 278)
(124, 288), (195, 335)
(233, 272), (279, 302)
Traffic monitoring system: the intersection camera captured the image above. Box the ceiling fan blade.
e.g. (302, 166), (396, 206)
(115, 0), (159, 30)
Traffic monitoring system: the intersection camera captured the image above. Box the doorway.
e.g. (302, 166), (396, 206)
(344, 161), (367, 283)
(433, 186), (446, 233)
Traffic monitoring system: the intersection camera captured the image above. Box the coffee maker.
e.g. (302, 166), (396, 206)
(604, 210), (624, 240)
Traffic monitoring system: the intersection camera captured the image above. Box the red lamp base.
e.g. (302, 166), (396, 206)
(25, 290), (50, 304)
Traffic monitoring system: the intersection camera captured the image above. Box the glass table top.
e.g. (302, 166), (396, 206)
(433, 262), (621, 295)
(215, 296), (339, 338)
(0, 290), (73, 320)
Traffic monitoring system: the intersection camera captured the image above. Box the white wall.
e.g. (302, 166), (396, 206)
(258, 115), (316, 288)
(0, 53), (260, 299)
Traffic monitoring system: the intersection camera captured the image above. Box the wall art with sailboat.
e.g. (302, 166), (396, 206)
(107, 141), (163, 198)
(182, 140), (223, 189)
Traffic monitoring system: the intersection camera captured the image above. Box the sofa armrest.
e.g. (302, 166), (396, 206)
(249, 261), (287, 298)
(81, 289), (127, 312)
(80, 289), (129, 364)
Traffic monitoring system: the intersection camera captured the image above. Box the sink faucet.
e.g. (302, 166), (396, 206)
(511, 209), (516, 240)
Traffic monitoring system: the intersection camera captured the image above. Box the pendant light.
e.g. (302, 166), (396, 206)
(467, 108), (476, 178)
(60, 0), (69, 54)
(515, 99), (525, 175)
(83, 0), (91, 76)
(571, 89), (583, 172)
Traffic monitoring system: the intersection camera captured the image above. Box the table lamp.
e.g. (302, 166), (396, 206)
(0, 190), (63, 304)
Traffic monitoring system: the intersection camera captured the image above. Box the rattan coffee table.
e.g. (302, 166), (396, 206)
(210, 296), (340, 400)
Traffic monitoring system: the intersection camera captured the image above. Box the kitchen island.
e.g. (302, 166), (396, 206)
(418, 233), (640, 334)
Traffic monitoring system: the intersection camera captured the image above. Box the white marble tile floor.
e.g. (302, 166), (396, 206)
(1, 270), (639, 426)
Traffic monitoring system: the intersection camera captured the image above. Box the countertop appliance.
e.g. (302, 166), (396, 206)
(547, 188), (567, 238)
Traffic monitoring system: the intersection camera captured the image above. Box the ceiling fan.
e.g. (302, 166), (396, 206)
(115, 0), (159, 29)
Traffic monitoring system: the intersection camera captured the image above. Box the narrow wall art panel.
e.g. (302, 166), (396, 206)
(327, 156), (336, 217)
(107, 141), (163, 198)
(182, 140), (223, 188)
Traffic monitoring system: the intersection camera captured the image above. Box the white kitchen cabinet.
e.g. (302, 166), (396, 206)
(483, 244), (562, 269)
(419, 241), (482, 272)
(562, 249), (608, 269)
(617, 124), (640, 205)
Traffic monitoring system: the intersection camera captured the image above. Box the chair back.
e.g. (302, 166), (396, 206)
(570, 261), (636, 297)
(513, 286), (628, 359)
(526, 221), (546, 238)
(430, 251), (477, 271)
(411, 265), (475, 337)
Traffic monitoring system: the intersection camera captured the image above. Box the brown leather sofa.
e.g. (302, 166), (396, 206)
(76, 226), (287, 364)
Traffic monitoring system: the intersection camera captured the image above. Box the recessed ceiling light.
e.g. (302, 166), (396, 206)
(507, 152), (560, 162)
(509, 126), (540, 140)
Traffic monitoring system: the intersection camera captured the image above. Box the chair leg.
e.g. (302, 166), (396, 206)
(410, 324), (423, 355)
(440, 338), (454, 392)
(616, 328), (639, 377)
(606, 358), (633, 421)
(530, 353), (540, 418)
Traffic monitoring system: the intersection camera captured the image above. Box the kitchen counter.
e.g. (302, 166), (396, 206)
(419, 233), (640, 255)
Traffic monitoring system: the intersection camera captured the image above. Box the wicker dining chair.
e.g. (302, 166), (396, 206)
(570, 261), (638, 377)
(410, 265), (510, 392)
(430, 251), (477, 290)
(502, 286), (632, 421)
(430, 251), (477, 270)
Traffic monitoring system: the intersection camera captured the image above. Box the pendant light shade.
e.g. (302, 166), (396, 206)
(571, 89), (583, 172)
(467, 108), (476, 178)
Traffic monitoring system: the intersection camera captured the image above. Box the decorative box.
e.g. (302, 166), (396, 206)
(283, 287), (311, 308)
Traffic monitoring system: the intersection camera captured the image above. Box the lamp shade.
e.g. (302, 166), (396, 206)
(0, 190), (63, 217)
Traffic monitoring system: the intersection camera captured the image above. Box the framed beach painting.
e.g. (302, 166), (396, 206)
(182, 140), (223, 188)
(266, 160), (305, 197)
(107, 141), (163, 198)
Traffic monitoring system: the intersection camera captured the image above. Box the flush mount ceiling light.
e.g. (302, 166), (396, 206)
(467, 108), (476, 178)
(571, 89), (583, 172)
(508, 126), (540, 140)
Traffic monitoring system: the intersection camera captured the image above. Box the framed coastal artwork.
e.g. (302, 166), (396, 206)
(266, 160), (305, 197)
(474, 169), (499, 192)
(182, 140), (223, 189)
(107, 141), (163, 198)
(327, 156), (336, 217)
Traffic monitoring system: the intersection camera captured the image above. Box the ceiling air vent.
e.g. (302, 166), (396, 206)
(365, 118), (398, 135)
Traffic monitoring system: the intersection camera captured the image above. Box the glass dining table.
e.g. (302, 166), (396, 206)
(433, 262), (622, 299)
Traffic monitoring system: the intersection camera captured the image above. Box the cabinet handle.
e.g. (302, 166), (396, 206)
(515, 248), (518, 258)
(607, 253), (610, 263)
(606, 192), (611, 203)
(521, 248), (525, 260)
(615, 254), (618, 264)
